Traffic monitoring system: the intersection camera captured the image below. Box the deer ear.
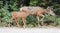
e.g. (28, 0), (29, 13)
(46, 6), (50, 12)
(47, 6), (54, 11)
(47, 6), (50, 10)
(47, 6), (53, 10)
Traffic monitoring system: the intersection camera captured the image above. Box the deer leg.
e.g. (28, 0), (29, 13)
(40, 15), (45, 26)
(22, 18), (26, 28)
(15, 18), (20, 27)
(10, 17), (14, 22)
(37, 16), (40, 27)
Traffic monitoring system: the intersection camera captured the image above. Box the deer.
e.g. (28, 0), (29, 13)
(20, 6), (56, 27)
(10, 9), (33, 28)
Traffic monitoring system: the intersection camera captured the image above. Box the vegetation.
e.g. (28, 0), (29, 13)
(0, 0), (60, 27)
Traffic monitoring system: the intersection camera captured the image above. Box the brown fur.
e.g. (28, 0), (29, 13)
(11, 11), (32, 28)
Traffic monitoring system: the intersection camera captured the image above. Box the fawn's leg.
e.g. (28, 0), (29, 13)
(22, 18), (26, 28)
(15, 18), (20, 27)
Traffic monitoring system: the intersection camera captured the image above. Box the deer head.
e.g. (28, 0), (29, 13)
(46, 6), (56, 16)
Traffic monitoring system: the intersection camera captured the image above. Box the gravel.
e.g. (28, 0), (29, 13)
(0, 27), (60, 33)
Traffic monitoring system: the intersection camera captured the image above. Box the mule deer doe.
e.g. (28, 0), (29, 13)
(20, 6), (56, 27)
